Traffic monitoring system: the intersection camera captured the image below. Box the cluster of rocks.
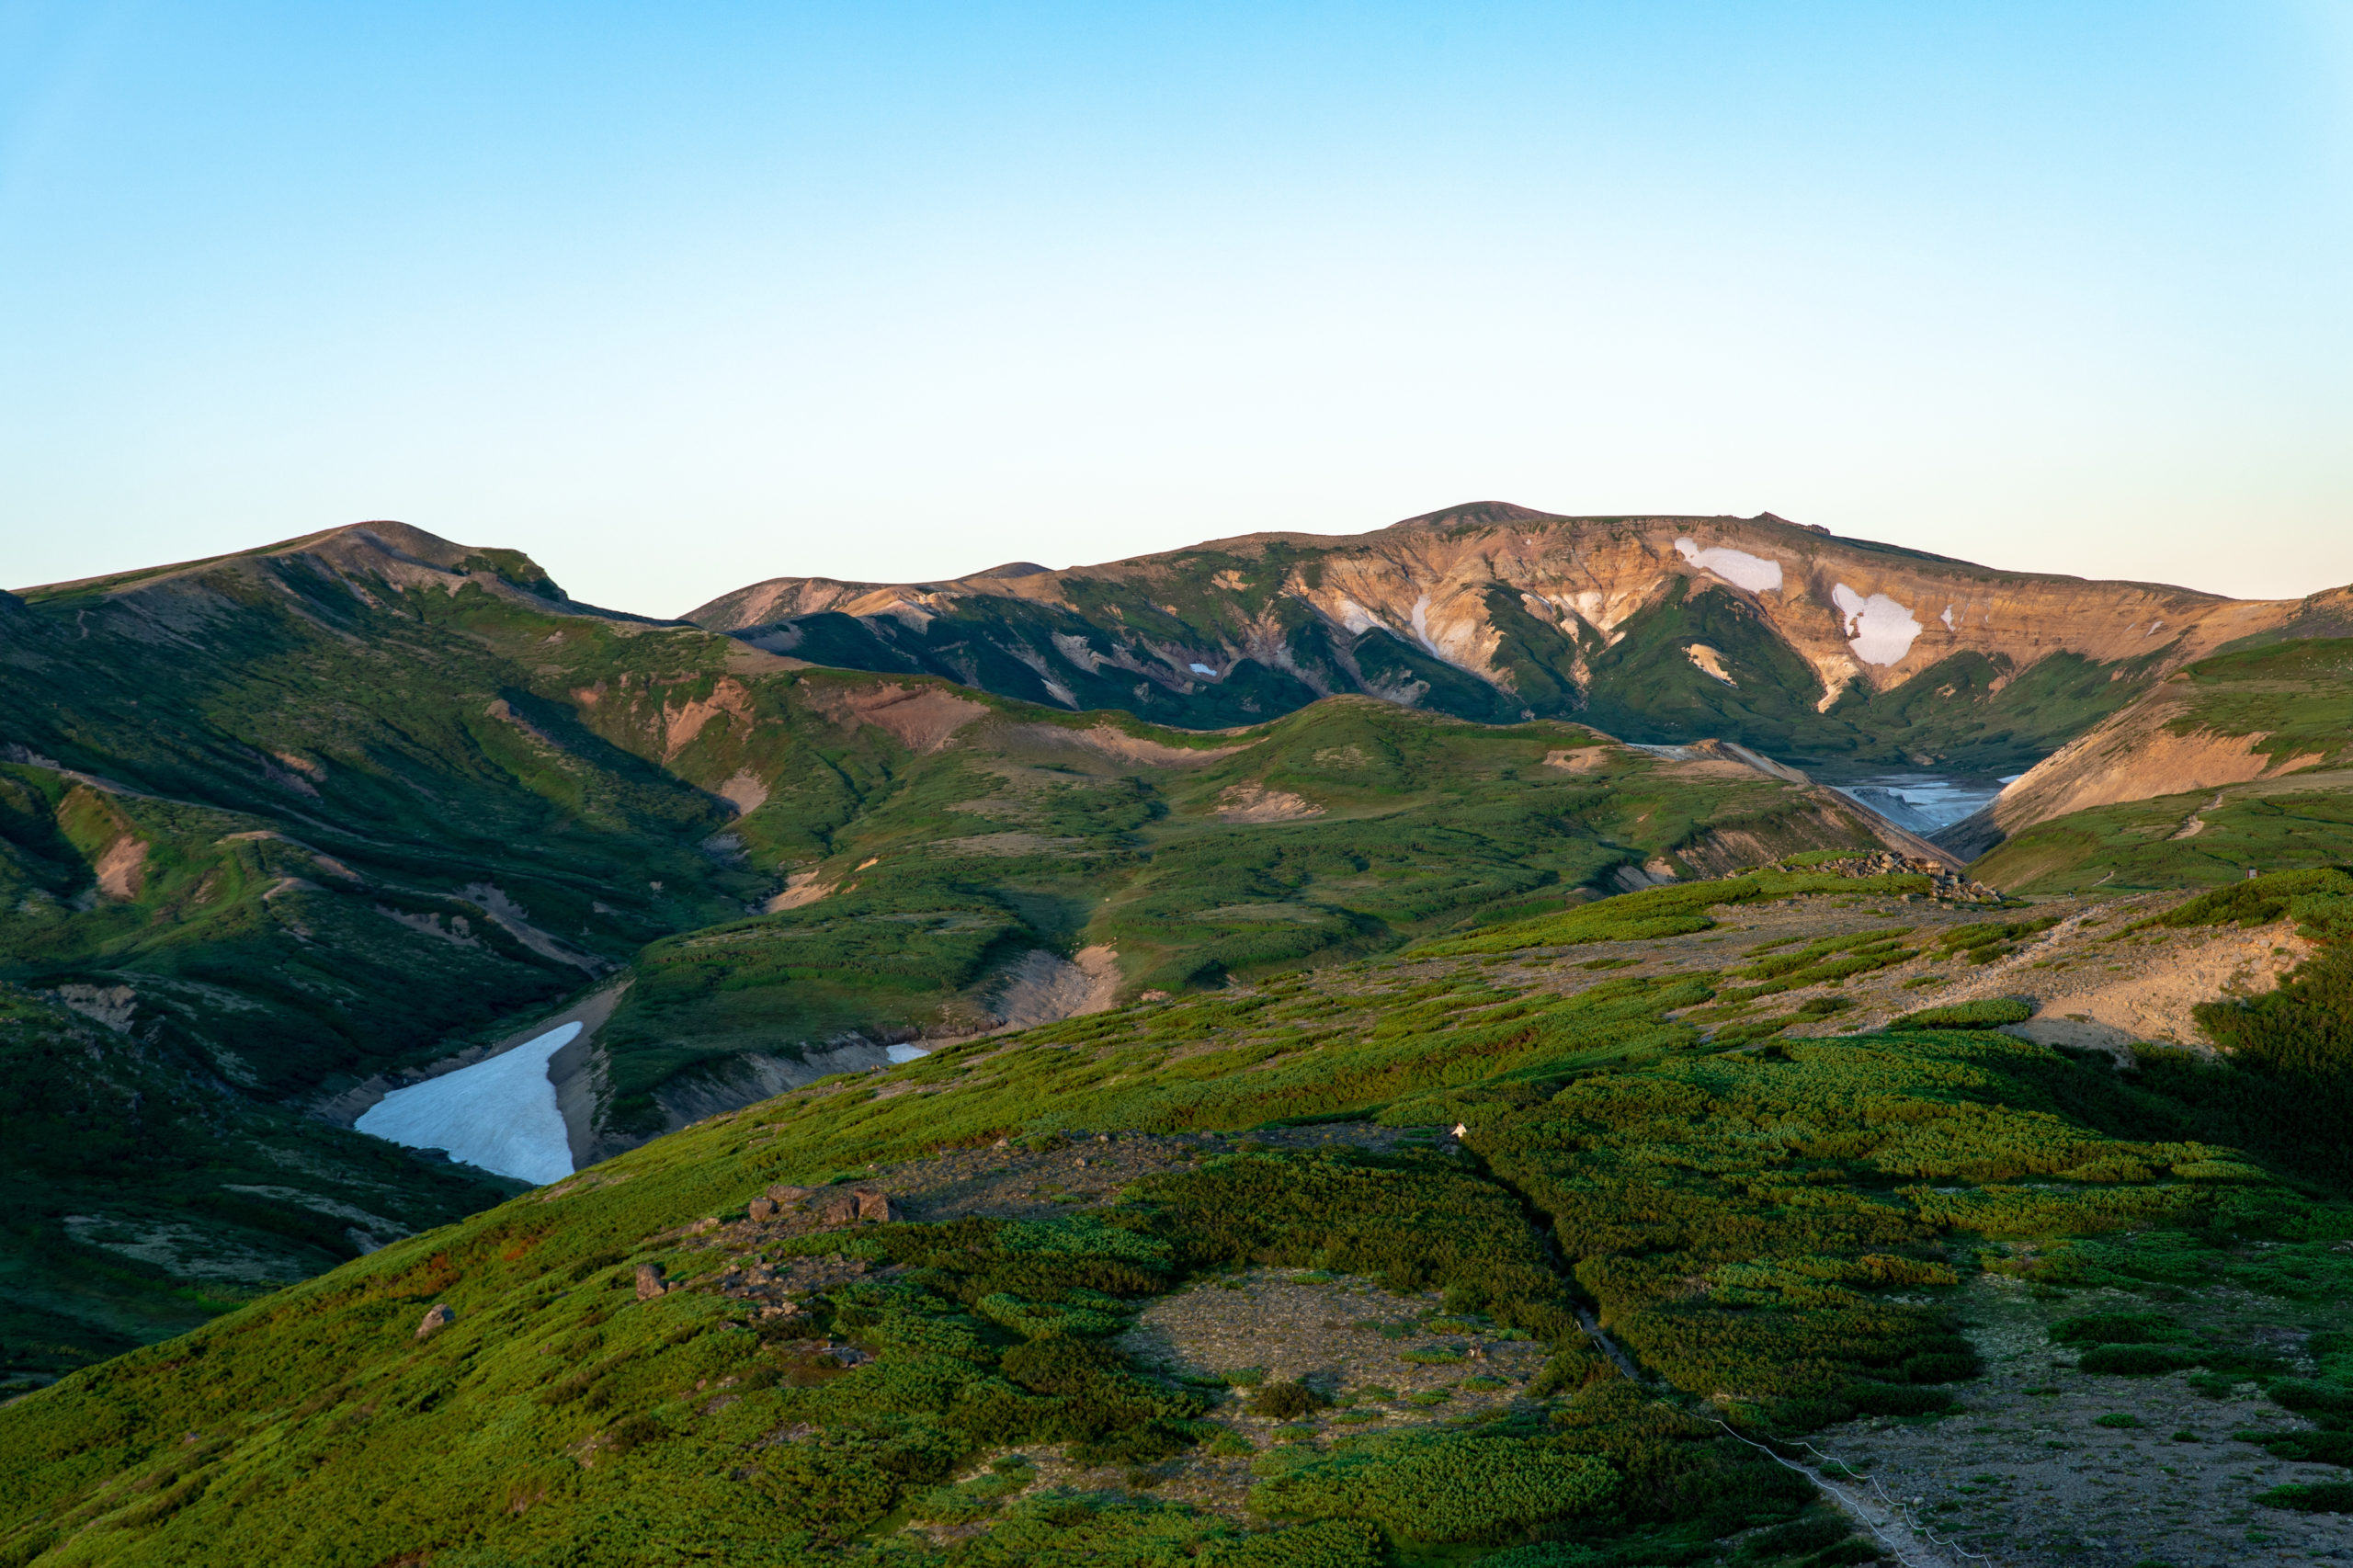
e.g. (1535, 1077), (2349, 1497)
(747, 1183), (895, 1225)
(639, 1182), (906, 1326)
(1805, 851), (2006, 903)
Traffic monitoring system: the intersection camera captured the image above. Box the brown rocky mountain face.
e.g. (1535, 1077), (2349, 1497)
(688, 501), (2317, 772)
(1940, 585), (2353, 864)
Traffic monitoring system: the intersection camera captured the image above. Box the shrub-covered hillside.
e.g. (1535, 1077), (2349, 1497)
(0, 526), (1933, 1370)
(10, 871), (2353, 1566)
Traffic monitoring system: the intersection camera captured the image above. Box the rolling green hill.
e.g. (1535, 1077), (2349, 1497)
(12, 514), (2353, 1564)
(7, 869), (2353, 1566)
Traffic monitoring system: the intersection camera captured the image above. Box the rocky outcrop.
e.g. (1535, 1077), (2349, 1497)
(415, 1303), (456, 1339)
(752, 1184), (895, 1226)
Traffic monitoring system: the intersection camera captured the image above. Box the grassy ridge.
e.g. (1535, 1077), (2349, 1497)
(6, 873), (2346, 1564)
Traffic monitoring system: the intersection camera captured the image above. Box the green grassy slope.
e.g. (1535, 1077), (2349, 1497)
(0, 539), (775, 1371)
(7, 871), (2352, 1565)
(591, 693), (1908, 1136)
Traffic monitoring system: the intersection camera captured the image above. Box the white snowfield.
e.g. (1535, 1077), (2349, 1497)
(1830, 584), (1924, 665)
(886, 1043), (931, 1063)
(1674, 538), (1783, 595)
(356, 1021), (581, 1186)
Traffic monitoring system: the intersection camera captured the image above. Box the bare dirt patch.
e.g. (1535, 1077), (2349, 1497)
(1012, 722), (1251, 768)
(763, 869), (836, 914)
(984, 945), (1123, 1030)
(93, 834), (147, 900)
(715, 769), (769, 813)
(659, 677), (756, 759)
(459, 881), (605, 972)
(1214, 784), (1324, 824)
(1907, 907), (2313, 1051)
(1120, 1268), (1548, 1402)
(808, 682), (987, 754)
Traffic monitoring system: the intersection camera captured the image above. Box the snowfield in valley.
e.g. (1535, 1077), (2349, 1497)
(356, 1021), (581, 1185)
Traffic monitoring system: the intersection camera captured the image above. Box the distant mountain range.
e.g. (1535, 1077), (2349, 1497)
(687, 500), (2346, 775)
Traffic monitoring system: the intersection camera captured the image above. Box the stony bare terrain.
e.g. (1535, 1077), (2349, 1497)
(1823, 1273), (2353, 1567)
(1439, 885), (2308, 1055)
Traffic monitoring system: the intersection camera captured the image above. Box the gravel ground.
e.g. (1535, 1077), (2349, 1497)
(1809, 1273), (2353, 1568)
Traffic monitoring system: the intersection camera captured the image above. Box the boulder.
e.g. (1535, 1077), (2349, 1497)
(635, 1264), (669, 1301)
(801, 1185), (894, 1225)
(415, 1303), (456, 1340)
(807, 1188), (862, 1224)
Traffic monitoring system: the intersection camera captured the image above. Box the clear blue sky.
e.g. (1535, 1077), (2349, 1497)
(4, 1), (2348, 613)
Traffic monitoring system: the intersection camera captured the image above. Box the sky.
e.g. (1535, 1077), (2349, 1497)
(3, 1), (2349, 616)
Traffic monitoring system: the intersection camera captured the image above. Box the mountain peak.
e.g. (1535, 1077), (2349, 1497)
(1752, 511), (1829, 534)
(1386, 500), (1556, 530)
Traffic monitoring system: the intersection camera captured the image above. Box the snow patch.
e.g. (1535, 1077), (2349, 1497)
(1829, 584), (1923, 665)
(886, 1043), (931, 1064)
(1188, 663), (1218, 676)
(1409, 594), (1440, 657)
(357, 1022), (580, 1185)
(1334, 597), (1389, 637)
(1674, 538), (1783, 595)
(1940, 604), (1955, 631)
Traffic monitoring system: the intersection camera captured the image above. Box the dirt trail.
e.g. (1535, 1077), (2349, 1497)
(2168, 791), (2226, 840)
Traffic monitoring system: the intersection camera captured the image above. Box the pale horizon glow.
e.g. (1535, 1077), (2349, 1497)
(4, 2), (2349, 616)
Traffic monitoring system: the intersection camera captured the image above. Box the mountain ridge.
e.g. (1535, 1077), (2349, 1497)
(684, 502), (2302, 771)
